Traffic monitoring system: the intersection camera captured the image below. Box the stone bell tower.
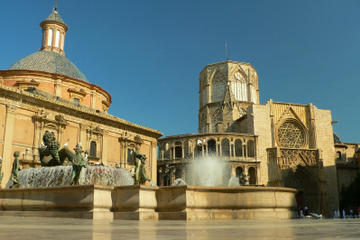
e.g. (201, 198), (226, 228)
(198, 60), (259, 133)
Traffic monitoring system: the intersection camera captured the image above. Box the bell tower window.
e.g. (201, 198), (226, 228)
(55, 30), (60, 48)
(47, 28), (53, 46)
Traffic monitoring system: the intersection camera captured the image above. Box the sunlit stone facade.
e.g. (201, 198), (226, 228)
(158, 59), (360, 216)
(0, 8), (162, 187)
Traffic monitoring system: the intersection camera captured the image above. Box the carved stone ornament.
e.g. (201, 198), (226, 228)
(277, 120), (305, 148)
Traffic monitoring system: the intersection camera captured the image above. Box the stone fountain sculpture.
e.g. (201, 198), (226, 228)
(38, 131), (87, 185)
(6, 151), (20, 188)
(12, 131), (134, 189)
(133, 150), (152, 185)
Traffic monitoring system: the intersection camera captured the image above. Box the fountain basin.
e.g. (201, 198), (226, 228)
(157, 185), (297, 220)
(0, 185), (113, 219)
(113, 185), (158, 220)
(0, 185), (297, 220)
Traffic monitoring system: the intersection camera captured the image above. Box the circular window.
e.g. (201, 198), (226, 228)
(277, 121), (305, 148)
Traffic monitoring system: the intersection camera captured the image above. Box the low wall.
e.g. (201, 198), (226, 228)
(0, 185), (113, 219)
(157, 185), (297, 220)
(112, 185), (158, 220)
(0, 185), (297, 220)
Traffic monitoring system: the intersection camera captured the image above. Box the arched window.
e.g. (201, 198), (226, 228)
(47, 28), (53, 46)
(221, 138), (230, 157)
(235, 139), (242, 157)
(127, 148), (135, 164)
(55, 30), (60, 48)
(90, 141), (97, 157)
(195, 145), (202, 157)
(163, 175), (170, 186)
(236, 167), (244, 177)
(175, 142), (182, 159)
(247, 140), (255, 157)
(277, 120), (306, 148)
(248, 167), (256, 185)
(336, 151), (342, 160)
(175, 168), (182, 179)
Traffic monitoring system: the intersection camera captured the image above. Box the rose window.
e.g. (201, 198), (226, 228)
(277, 121), (305, 148)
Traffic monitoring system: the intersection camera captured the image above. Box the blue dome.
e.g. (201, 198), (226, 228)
(9, 50), (88, 82)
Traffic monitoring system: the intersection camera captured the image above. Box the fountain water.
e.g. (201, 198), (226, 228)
(185, 155), (231, 187)
(18, 165), (134, 188)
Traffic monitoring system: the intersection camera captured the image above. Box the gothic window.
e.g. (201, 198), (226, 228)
(235, 139), (242, 157)
(221, 138), (230, 157)
(90, 141), (97, 157)
(175, 142), (182, 159)
(277, 120), (306, 148)
(232, 71), (248, 101)
(247, 140), (255, 157)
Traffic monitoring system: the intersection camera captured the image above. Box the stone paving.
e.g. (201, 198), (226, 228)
(0, 216), (359, 240)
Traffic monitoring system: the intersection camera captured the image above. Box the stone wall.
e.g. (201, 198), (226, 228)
(0, 85), (161, 187)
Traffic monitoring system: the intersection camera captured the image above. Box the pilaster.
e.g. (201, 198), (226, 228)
(1, 104), (17, 188)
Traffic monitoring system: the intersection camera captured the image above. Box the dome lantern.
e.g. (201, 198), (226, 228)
(40, 7), (68, 56)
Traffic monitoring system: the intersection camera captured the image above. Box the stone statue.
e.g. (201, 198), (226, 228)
(71, 144), (88, 185)
(39, 131), (61, 166)
(133, 150), (151, 185)
(6, 151), (20, 189)
(38, 131), (89, 185)
(38, 131), (76, 167)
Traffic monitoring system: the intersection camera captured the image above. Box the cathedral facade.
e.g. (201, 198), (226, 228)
(0, 8), (162, 187)
(158, 60), (359, 216)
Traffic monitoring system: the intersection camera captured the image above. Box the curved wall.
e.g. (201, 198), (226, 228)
(0, 70), (111, 112)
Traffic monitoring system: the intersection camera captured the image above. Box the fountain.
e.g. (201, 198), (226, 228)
(0, 132), (297, 221)
(155, 155), (298, 221)
(18, 165), (134, 188)
(185, 156), (231, 187)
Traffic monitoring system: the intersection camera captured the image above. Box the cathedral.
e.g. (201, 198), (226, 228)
(0, 8), (161, 187)
(157, 60), (360, 216)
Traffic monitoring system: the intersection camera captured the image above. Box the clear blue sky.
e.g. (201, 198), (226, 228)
(1, 0), (360, 142)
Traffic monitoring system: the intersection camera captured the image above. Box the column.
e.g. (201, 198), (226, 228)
(172, 145), (175, 159)
(219, 138), (222, 157)
(181, 142), (184, 158)
(1, 105), (17, 188)
(32, 121), (41, 159)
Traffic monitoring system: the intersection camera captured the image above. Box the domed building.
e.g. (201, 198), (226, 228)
(0, 7), (162, 187)
(158, 59), (360, 216)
